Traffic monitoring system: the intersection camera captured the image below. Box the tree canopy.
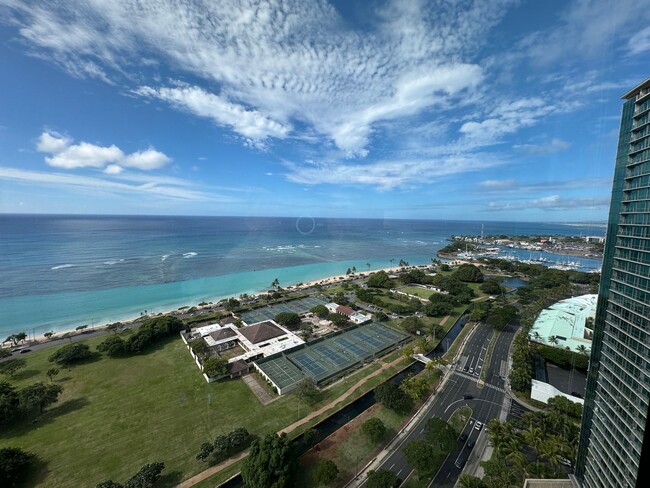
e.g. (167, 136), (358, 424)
(366, 469), (398, 488)
(312, 459), (339, 486)
(362, 417), (387, 443)
(241, 433), (297, 488)
(48, 343), (93, 367)
(274, 312), (301, 330)
(453, 264), (484, 283)
(310, 305), (329, 318)
(367, 271), (393, 289)
(374, 383), (412, 413)
(0, 447), (34, 487)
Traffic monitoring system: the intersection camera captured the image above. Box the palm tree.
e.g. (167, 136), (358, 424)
(523, 426), (544, 456)
(531, 331), (541, 342)
(14, 332), (27, 344)
(271, 278), (280, 290)
(548, 335), (559, 346)
(576, 344), (590, 356)
(352, 266), (357, 273)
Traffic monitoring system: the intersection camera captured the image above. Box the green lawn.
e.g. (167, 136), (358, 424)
(0, 335), (315, 487)
(396, 286), (433, 300)
(1, 331), (414, 487)
(448, 406), (472, 435)
(300, 405), (407, 487)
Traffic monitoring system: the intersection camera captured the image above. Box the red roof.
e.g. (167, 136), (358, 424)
(336, 305), (355, 316)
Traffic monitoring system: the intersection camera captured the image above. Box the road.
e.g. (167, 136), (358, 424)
(355, 321), (518, 487)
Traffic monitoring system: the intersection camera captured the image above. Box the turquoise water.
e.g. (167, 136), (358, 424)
(0, 255), (432, 337)
(0, 215), (604, 339)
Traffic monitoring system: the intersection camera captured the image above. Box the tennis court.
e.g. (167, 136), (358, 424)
(241, 296), (326, 324)
(255, 355), (305, 394)
(254, 322), (410, 393)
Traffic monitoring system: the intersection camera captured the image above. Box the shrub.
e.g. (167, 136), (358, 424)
(48, 343), (92, 367)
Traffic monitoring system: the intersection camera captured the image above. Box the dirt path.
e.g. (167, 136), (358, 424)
(177, 354), (407, 487)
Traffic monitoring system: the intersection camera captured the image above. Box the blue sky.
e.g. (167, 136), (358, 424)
(0, 0), (648, 221)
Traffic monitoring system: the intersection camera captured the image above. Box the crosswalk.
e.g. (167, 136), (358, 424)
(452, 370), (506, 393)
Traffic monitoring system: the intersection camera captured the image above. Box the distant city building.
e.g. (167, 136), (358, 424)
(575, 78), (650, 488)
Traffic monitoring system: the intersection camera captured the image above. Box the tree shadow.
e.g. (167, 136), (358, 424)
(0, 397), (89, 439)
(13, 369), (40, 381)
(15, 455), (50, 488)
(157, 470), (184, 487)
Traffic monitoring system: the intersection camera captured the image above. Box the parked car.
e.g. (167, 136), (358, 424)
(467, 440), (475, 449)
(460, 433), (468, 442)
(463, 394), (473, 400)
(475, 421), (483, 431)
(19, 348), (32, 354)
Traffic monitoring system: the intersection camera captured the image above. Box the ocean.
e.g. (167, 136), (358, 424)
(0, 215), (605, 339)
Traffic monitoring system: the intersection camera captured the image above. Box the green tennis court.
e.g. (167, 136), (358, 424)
(254, 322), (410, 394)
(241, 296), (326, 324)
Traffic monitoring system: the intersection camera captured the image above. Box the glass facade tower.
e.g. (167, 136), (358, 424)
(576, 78), (650, 488)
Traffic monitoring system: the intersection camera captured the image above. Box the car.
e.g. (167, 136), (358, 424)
(11, 347), (23, 353)
(469, 368), (474, 374)
(19, 348), (32, 354)
(475, 421), (483, 431)
(463, 394), (473, 400)
(454, 458), (466, 469)
(460, 433), (468, 442)
(463, 366), (468, 372)
(467, 440), (475, 449)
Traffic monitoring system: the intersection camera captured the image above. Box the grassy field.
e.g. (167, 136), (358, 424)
(396, 285), (433, 300)
(299, 404), (407, 487)
(448, 406), (472, 435)
(0, 329), (417, 487)
(1, 333), (387, 487)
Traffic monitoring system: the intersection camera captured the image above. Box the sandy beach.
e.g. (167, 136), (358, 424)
(5, 264), (432, 347)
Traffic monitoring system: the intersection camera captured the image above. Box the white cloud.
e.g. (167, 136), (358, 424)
(487, 194), (611, 211)
(36, 131), (71, 153)
(3, 0), (514, 157)
(0, 166), (235, 203)
(628, 26), (650, 55)
(121, 148), (171, 170)
(514, 138), (570, 155)
(478, 179), (516, 189)
(104, 164), (123, 175)
(523, 0), (650, 65)
(46, 141), (123, 169)
(136, 85), (290, 143)
(36, 130), (170, 171)
(284, 153), (505, 190)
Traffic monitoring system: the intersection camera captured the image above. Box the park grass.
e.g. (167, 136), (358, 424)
(396, 285), (433, 300)
(2, 333), (399, 488)
(448, 406), (472, 435)
(299, 404), (407, 487)
(2, 274), (467, 488)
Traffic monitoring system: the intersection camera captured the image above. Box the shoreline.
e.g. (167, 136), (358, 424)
(1, 262), (427, 346)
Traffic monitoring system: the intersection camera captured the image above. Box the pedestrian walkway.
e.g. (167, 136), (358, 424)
(179, 354), (408, 487)
(452, 371), (507, 394)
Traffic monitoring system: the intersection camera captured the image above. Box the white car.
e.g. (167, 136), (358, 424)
(475, 421), (483, 431)
(469, 368), (474, 374)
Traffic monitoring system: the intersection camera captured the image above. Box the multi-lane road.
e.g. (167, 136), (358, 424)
(354, 320), (518, 487)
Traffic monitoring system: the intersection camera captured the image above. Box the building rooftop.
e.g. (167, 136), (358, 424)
(529, 294), (597, 353)
(336, 305), (355, 315)
(239, 320), (285, 344)
(209, 328), (237, 342)
(621, 76), (650, 99)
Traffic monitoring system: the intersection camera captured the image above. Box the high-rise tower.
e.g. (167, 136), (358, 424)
(576, 77), (650, 488)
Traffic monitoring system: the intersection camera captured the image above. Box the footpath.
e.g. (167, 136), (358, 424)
(177, 353), (409, 488)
